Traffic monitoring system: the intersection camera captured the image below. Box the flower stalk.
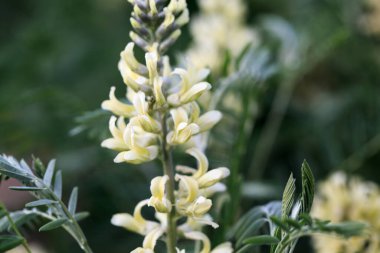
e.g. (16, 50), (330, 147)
(160, 112), (177, 253)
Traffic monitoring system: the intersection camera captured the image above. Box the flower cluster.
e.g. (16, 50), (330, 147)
(101, 0), (232, 252)
(111, 149), (231, 252)
(185, 0), (258, 75)
(312, 172), (380, 253)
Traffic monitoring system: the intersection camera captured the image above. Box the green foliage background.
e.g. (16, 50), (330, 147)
(0, 0), (379, 252)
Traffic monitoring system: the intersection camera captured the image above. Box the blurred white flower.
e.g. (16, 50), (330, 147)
(362, 0), (380, 35)
(185, 0), (258, 75)
(312, 172), (380, 253)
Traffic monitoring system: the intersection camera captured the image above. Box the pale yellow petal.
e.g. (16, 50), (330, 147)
(142, 227), (163, 250)
(197, 167), (230, 188)
(186, 148), (209, 178)
(101, 87), (135, 117)
(196, 110), (222, 132)
(180, 82), (211, 104)
(184, 231), (211, 253)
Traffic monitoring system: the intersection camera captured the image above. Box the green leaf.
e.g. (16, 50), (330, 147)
(39, 218), (68, 231)
(54, 170), (62, 199)
(0, 235), (24, 252)
(270, 227), (282, 253)
(0, 211), (37, 232)
(299, 213), (313, 226)
(236, 219), (267, 247)
(43, 159), (56, 187)
(235, 244), (255, 253)
(300, 161), (315, 214)
(26, 199), (58, 208)
(9, 186), (44, 191)
(74, 212), (90, 222)
(228, 201), (281, 246)
(323, 221), (367, 237)
(283, 217), (302, 229)
(282, 173), (296, 218)
(68, 187), (78, 215)
(270, 216), (289, 232)
(19, 159), (33, 175)
(0, 156), (33, 182)
(243, 235), (280, 246)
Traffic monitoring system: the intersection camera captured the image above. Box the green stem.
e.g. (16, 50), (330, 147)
(46, 187), (93, 253)
(160, 113), (177, 253)
(0, 203), (32, 253)
(336, 132), (380, 172)
(224, 92), (253, 228)
(248, 77), (296, 180)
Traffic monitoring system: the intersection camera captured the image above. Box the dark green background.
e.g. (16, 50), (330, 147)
(0, 0), (379, 252)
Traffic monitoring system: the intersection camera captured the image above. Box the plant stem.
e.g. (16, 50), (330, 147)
(161, 113), (177, 253)
(160, 113), (177, 253)
(0, 203), (32, 253)
(46, 187), (93, 253)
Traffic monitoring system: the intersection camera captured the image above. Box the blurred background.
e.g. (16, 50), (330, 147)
(0, 0), (379, 252)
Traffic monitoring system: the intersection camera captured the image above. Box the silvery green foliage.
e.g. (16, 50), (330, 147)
(0, 204), (31, 252)
(0, 155), (92, 253)
(229, 161), (366, 253)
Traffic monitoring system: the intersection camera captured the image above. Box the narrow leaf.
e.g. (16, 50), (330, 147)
(236, 244), (255, 253)
(270, 216), (289, 232)
(0, 157), (33, 182)
(43, 159), (56, 187)
(300, 161), (315, 214)
(0, 211), (36, 232)
(324, 222), (367, 237)
(284, 217), (302, 229)
(299, 213), (313, 225)
(68, 187), (78, 215)
(74, 212), (90, 222)
(236, 219), (267, 247)
(39, 218), (68, 231)
(243, 235), (280, 246)
(19, 159), (33, 175)
(9, 186), (44, 191)
(54, 170), (62, 199)
(282, 173), (296, 218)
(0, 235), (24, 252)
(11, 212), (37, 230)
(26, 199), (58, 208)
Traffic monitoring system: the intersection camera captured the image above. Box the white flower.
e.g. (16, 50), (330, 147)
(184, 231), (233, 253)
(312, 172), (380, 253)
(131, 227), (164, 253)
(108, 122), (158, 164)
(177, 148), (230, 189)
(185, 0), (258, 74)
(197, 167), (230, 188)
(148, 176), (172, 213)
(167, 68), (211, 106)
(111, 199), (159, 235)
(167, 104), (222, 145)
(167, 107), (200, 145)
(101, 86), (135, 118)
(101, 116), (128, 151)
(185, 196), (212, 217)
